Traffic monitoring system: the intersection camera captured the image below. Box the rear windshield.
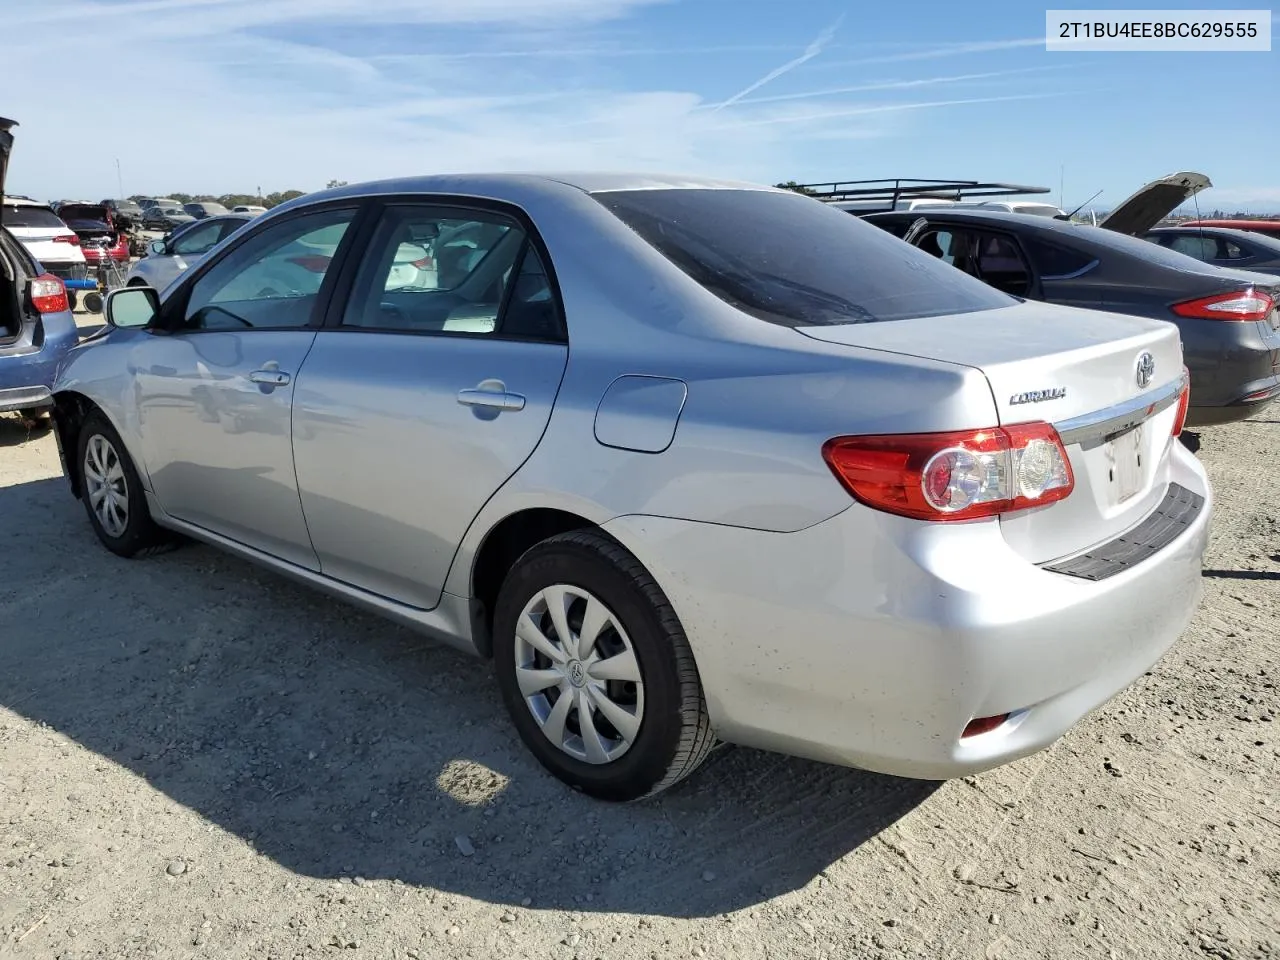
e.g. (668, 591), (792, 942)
(593, 188), (1016, 326)
(2, 204), (66, 229)
(1061, 222), (1228, 270)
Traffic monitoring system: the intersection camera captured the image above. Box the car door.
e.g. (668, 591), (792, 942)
(131, 204), (360, 568)
(290, 201), (569, 609)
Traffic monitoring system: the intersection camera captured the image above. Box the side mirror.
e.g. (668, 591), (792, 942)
(149, 239), (167, 256)
(104, 286), (160, 329)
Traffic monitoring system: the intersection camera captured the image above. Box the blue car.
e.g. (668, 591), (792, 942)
(0, 117), (79, 417)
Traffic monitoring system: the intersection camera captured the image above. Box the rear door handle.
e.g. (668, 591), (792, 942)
(457, 380), (526, 413)
(248, 369), (291, 386)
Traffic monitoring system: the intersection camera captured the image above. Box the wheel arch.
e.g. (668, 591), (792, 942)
(468, 506), (602, 658)
(51, 391), (144, 499)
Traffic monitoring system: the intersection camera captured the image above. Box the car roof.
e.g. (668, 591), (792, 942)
(2, 195), (50, 207)
(311, 171), (770, 202)
(1149, 225), (1280, 249)
(863, 207), (1081, 233)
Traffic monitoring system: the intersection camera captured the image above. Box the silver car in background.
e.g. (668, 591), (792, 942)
(125, 213), (252, 293)
(50, 174), (1211, 801)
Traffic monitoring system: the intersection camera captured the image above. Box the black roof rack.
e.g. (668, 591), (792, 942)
(793, 178), (1052, 210)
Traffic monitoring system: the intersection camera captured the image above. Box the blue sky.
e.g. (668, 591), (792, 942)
(5, 0), (1278, 211)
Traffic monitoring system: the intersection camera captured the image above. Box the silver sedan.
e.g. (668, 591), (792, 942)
(50, 174), (1211, 801)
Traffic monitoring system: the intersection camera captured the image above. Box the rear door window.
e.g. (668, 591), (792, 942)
(2, 204), (66, 229)
(593, 188), (1014, 326)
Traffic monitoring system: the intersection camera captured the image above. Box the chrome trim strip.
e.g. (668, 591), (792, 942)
(1054, 374), (1186, 449)
(1040, 258), (1100, 282)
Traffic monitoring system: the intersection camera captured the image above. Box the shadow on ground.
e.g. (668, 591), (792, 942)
(0, 473), (937, 919)
(0, 412), (52, 447)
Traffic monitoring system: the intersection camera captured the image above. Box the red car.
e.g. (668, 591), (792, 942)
(1178, 218), (1280, 242)
(54, 202), (130, 265)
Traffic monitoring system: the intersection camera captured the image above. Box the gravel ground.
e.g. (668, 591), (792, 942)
(1, 337), (1278, 958)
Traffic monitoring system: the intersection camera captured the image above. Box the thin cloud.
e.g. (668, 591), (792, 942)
(710, 16), (844, 111)
(710, 91), (1079, 130)
(716, 65), (1073, 108)
(815, 37), (1047, 69)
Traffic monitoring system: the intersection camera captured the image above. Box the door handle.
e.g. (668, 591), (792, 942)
(457, 380), (526, 413)
(248, 369), (291, 386)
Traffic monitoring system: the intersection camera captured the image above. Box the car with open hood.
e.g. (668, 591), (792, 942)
(49, 173), (1209, 801)
(0, 117), (79, 418)
(866, 172), (1279, 427)
(55, 202), (130, 266)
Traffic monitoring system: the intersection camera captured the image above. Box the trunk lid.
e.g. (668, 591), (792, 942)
(1099, 171), (1212, 236)
(0, 117), (14, 228)
(796, 301), (1187, 563)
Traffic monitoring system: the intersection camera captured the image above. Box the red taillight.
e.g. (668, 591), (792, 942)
(1171, 288), (1275, 322)
(52, 233), (81, 245)
(822, 422), (1075, 521)
(287, 255), (331, 273)
(30, 273), (69, 314)
(411, 255), (435, 269)
(1172, 368), (1191, 438)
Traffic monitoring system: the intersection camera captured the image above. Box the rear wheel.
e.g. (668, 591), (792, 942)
(492, 530), (715, 801)
(77, 411), (173, 558)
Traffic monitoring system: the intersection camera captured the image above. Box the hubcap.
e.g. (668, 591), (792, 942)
(83, 434), (129, 538)
(513, 584), (644, 764)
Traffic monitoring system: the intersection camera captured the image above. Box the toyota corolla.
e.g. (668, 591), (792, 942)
(49, 174), (1211, 801)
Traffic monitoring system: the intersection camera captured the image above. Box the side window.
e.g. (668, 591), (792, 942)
(973, 232), (1031, 297)
(917, 229), (955, 264)
(170, 220), (224, 257)
(1167, 234), (1218, 261)
(178, 207), (356, 331)
(1022, 237), (1096, 279)
(342, 205), (533, 336)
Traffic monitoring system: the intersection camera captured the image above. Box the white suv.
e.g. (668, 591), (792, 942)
(2, 195), (89, 307)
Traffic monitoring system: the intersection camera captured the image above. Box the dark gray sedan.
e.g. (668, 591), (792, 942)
(866, 208), (1280, 427)
(1143, 226), (1280, 277)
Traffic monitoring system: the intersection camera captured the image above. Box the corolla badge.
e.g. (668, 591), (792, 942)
(1135, 351), (1156, 389)
(1010, 387), (1067, 405)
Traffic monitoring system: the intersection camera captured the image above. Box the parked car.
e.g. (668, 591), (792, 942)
(0, 117), (79, 418)
(102, 198), (145, 227)
(866, 181), (1278, 427)
(231, 204), (268, 216)
(1, 195), (90, 309)
(125, 213), (251, 292)
(55, 202), (130, 266)
(142, 205), (195, 231)
(1144, 226), (1280, 277)
(184, 201), (229, 220)
(139, 197), (180, 211)
(1177, 218), (1280, 242)
(49, 174), (1210, 801)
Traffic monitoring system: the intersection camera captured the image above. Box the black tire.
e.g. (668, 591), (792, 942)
(492, 529), (715, 802)
(76, 411), (174, 558)
(67, 289), (78, 311)
(127, 278), (148, 287)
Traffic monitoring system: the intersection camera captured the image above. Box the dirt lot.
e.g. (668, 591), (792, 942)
(2, 333), (1278, 958)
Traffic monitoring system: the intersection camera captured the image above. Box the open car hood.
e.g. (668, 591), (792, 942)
(1098, 171), (1211, 236)
(0, 117), (15, 229)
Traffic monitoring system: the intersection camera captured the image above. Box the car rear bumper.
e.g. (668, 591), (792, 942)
(601, 442), (1211, 780)
(0, 310), (80, 404)
(1182, 316), (1280, 426)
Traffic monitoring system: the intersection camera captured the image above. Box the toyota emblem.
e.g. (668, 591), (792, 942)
(1135, 351), (1155, 389)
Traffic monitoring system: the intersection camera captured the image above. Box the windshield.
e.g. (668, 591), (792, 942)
(1077, 222), (1239, 270)
(2, 203), (66, 229)
(593, 188), (1016, 326)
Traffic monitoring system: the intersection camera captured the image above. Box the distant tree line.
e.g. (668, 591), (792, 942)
(127, 189), (307, 209)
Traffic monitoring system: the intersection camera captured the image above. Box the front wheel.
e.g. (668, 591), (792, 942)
(492, 530), (715, 801)
(76, 411), (174, 558)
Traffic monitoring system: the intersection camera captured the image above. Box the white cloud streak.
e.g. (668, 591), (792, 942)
(709, 16), (845, 111)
